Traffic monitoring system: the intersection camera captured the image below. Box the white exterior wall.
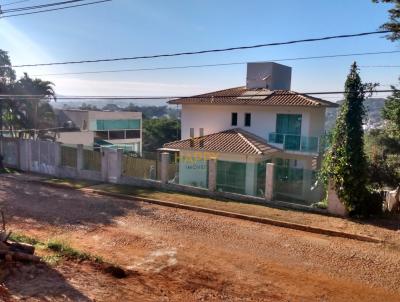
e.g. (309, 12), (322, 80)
(62, 110), (143, 154)
(180, 104), (326, 140)
(87, 111), (142, 123)
(62, 110), (89, 129)
(57, 131), (95, 146)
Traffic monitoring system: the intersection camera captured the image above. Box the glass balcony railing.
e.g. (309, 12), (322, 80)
(268, 133), (320, 153)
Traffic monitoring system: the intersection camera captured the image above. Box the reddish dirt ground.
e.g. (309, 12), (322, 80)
(1, 175), (400, 301)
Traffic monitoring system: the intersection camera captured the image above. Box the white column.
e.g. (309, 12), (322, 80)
(77, 144), (84, 172)
(18, 139), (29, 171)
(101, 147), (109, 182)
(327, 180), (348, 216)
(245, 162), (257, 196)
(265, 163), (275, 201)
(208, 157), (217, 192)
(160, 152), (170, 184)
(115, 148), (123, 183)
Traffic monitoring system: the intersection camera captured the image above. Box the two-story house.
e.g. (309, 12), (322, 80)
(163, 62), (338, 201)
(57, 109), (142, 155)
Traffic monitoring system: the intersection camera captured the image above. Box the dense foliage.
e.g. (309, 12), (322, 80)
(143, 117), (180, 152)
(0, 50), (56, 135)
(322, 62), (380, 216)
(373, 0), (400, 41)
(366, 83), (400, 188)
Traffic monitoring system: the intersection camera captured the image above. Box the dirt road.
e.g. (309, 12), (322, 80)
(1, 175), (400, 301)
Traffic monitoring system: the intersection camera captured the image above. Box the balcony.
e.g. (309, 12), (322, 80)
(268, 133), (321, 154)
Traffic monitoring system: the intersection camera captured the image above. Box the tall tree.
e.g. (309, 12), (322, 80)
(0, 50), (16, 136)
(323, 62), (377, 215)
(366, 82), (400, 187)
(13, 73), (56, 130)
(373, 0), (400, 41)
(382, 83), (400, 135)
(143, 117), (180, 151)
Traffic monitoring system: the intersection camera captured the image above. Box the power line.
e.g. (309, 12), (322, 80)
(0, 0), (32, 7)
(29, 50), (400, 77)
(0, 0), (111, 18)
(1, 30), (391, 68)
(0, 126), (66, 132)
(1, 0), (89, 13)
(360, 65), (400, 68)
(0, 89), (395, 100)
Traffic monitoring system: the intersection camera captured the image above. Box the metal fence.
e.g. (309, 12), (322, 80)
(177, 156), (208, 189)
(61, 145), (77, 168)
(215, 161), (267, 197)
(122, 155), (158, 180)
(83, 149), (101, 171)
(274, 166), (324, 205)
(216, 160), (246, 195)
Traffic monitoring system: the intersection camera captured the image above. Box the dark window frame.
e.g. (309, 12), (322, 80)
(244, 113), (251, 127)
(109, 130), (125, 140)
(231, 112), (238, 126)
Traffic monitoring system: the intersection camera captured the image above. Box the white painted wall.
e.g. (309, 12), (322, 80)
(57, 131), (95, 146)
(181, 104), (327, 140)
(87, 111), (142, 121)
(62, 110), (89, 129)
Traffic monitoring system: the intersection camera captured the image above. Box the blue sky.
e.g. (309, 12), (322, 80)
(0, 0), (399, 103)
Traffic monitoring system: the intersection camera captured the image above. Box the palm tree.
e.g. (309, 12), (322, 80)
(13, 73), (56, 132)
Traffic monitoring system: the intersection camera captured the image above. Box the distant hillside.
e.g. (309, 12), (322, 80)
(50, 98), (180, 119)
(325, 98), (386, 131)
(51, 98), (170, 109)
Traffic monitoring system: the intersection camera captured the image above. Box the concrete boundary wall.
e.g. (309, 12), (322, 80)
(0, 137), (325, 213)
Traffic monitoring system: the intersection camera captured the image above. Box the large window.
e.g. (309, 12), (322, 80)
(231, 112), (238, 126)
(126, 130), (141, 139)
(244, 113), (251, 127)
(276, 114), (302, 135)
(275, 114), (302, 149)
(95, 131), (109, 140)
(109, 131), (125, 139)
(96, 119), (141, 130)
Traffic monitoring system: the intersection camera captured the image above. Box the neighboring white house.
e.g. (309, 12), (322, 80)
(163, 62), (338, 201)
(57, 109), (142, 154)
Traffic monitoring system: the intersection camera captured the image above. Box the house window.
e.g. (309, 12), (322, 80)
(231, 112), (238, 126)
(244, 113), (251, 127)
(109, 131), (125, 140)
(96, 119), (141, 130)
(95, 131), (109, 140)
(199, 128), (204, 137)
(190, 128), (194, 138)
(126, 130), (141, 139)
(276, 114), (302, 149)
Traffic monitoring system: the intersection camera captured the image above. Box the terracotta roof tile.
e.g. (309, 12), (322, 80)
(163, 128), (280, 155)
(168, 86), (339, 107)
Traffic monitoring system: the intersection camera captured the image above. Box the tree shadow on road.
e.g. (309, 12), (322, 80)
(3, 261), (92, 301)
(0, 177), (156, 228)
(360, 214), (400, 231)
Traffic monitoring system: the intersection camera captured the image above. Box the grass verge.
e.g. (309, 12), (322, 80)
(44, 178), (99, 189)
(40, 177), (394, 243)
(91, 183), (314, 222)
(9, 233), (103, 264)
(0, 167), (16, 174)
